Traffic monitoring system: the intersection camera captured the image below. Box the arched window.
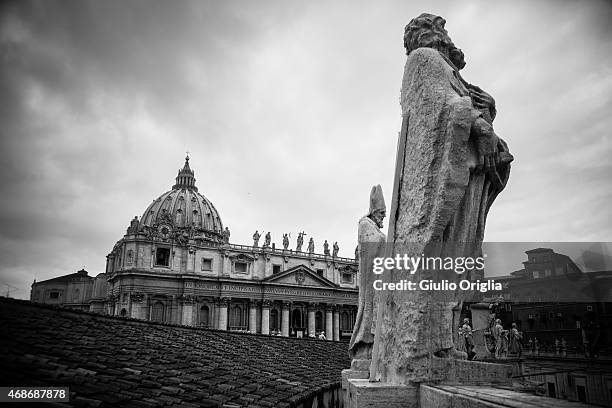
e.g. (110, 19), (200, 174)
(315, 311), (323, 332)
(120, 308), (127, 317)
(199, 305), (210, 328)
(176, 209), (183, 226)
(340, 311), (349, 331)
(151, 302), (165, 322)
(270, 309), (279, 331)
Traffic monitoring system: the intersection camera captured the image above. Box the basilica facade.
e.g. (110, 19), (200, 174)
(96, 157), (359, 340)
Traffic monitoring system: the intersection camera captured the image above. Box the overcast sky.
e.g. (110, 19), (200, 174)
(1, 0), (611, 299)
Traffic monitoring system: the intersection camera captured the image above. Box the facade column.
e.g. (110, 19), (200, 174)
(333, 305), (340, 341)
(281, 302), (291, 337)
(181, 296), (194, 326)
(249, 300), (258, 333)
(131, 292), (146, 319)
(218, 297), (229, 331)
(261, 300), (271, 335)
(325, 305), (334, 341)
(308, 303), (317, 337)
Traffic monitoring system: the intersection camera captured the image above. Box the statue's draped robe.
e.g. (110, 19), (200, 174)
(349, 216), (386, 361)
(370, 47), (511, 384)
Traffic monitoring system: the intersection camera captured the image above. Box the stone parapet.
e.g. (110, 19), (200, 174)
(420, 385), (591, 408)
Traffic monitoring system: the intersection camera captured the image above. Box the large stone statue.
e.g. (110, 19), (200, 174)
(222, 227), (230, 243)
(349, 185), (386, 367)
(308, 238), (315, 254)
(369, 13), (512, 384)
(323, 240), (330, 256)
(282, 233), (289, 250)
(263, 231), (271, 248)
(296, 232), (305, 252)
(252, 230), (260, 247)
(333, 242), (339, 258)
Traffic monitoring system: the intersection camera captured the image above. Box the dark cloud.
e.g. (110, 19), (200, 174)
(0, 0), (611, 297)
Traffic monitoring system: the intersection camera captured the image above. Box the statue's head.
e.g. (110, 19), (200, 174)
(368, 185), (386, 228)
(404, 13), (466, 70)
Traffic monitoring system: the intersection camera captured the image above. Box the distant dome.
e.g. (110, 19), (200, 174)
(138, 156), (224, 240)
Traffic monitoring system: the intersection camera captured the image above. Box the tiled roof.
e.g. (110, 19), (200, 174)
(0, 298), (350, 407)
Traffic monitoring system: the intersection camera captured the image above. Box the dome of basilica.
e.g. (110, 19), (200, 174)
(127, 156), (226, 244)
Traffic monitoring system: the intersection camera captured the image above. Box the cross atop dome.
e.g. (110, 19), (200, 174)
(172, 155), (198, 191)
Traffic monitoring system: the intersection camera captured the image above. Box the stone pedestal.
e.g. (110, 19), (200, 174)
(341, 369), (369, 408)
(429, 357), (512, 385)
(347, 379), (417, 408)
(345, 359), (513, 408)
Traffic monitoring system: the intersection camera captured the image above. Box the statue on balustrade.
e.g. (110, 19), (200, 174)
(252, 230), (261, 247)
(333, 242), (339, 258)
(222, 227), (230, 243)
(296, 232), (305, 252)
(282, 233), (289, 250)
(369, 13), (513, 384)
(263, 231), (271, 247)
(323, 240), (330, 256)
(308, 238), (315, 254)
(348, 185), (386, 370)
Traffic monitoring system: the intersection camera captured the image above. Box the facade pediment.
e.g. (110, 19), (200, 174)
(262, 265), (337, 288)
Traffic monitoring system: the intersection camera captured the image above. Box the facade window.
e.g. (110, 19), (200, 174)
(532, 270), (540, 279)
(229, 305), (246, 330)
(315, 311), (323, 332)
(201, 258), (213, 271)
(586, 305), (593, 312)
(49, 291), (60, 299)
(120, 308), (127, 317)
(544, 269), (552, 277)
(127, 249), (134, 265)
(270, 309), (279, 331)
(273, 265), (281, 274)
(292, 309), (304, 329)
(340, 311), (350, 330)
(155, 247), (171, 267)
(234, 262), (248, 274)
(341, 273), (353, 283)
(316, 269), (324, 277)
(199, 305), (210, 327)
(151, 302), (165, 322)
